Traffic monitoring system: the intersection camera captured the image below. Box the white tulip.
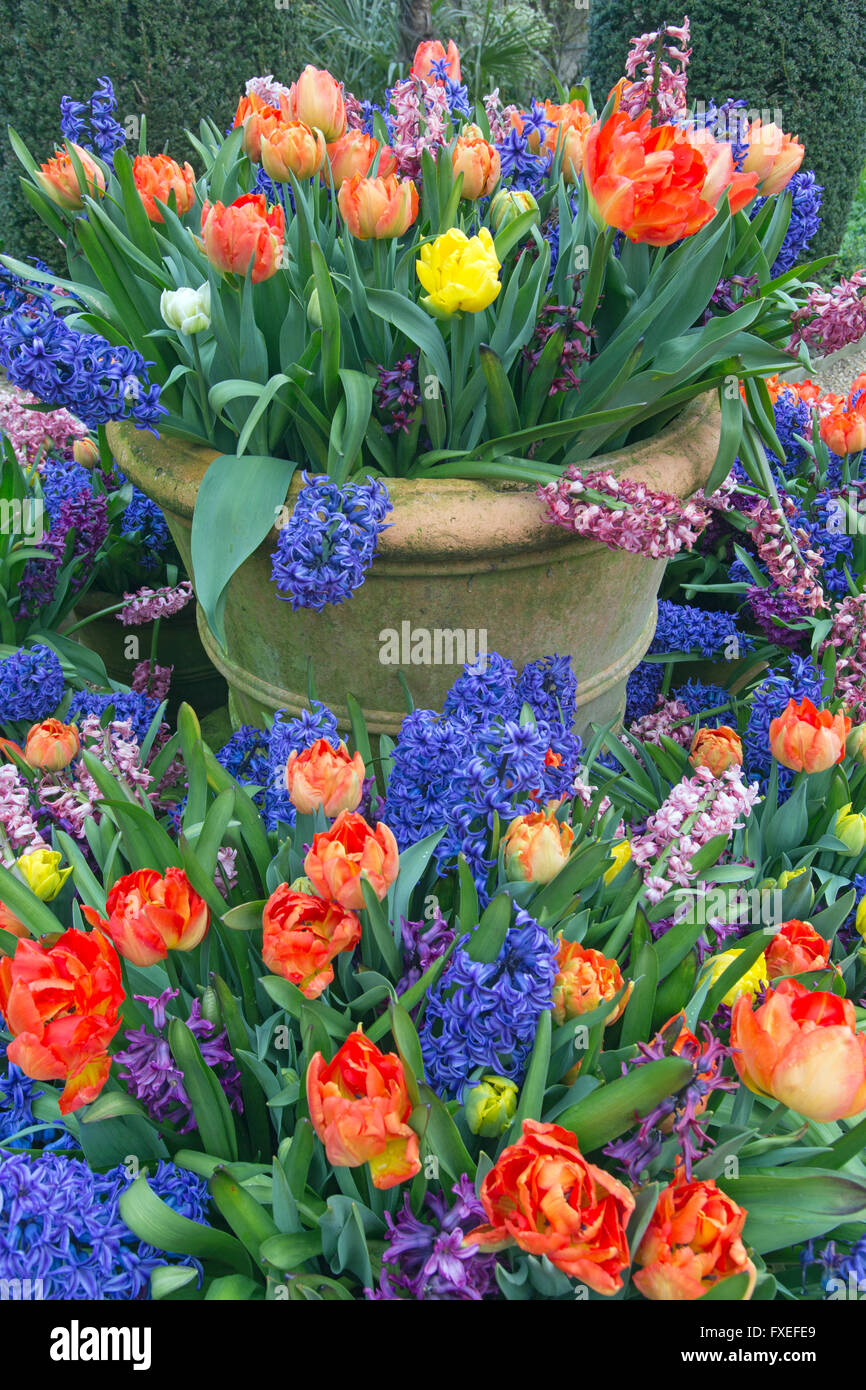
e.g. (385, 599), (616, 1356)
(160, 283), (211, 335)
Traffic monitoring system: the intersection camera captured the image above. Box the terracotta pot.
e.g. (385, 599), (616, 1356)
(71, 588), (227, 721)
(107, 395), (721, 736)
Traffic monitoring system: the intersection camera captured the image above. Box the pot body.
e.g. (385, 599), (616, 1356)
(72, 589), (227, 721)
(107, 396), (720, 736)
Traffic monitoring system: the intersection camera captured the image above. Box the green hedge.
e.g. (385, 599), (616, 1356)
(0, 0), (303, 269)
(587, 0), (866, 260)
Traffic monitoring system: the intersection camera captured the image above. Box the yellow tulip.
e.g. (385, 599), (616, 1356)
(416, 227), (501, 316)
(16, 849), (72, 903)
(604, 839), (632, 884)
(856, 896), (866, 940)
(835, 803), (866, 856)
(701, 948), (768, 1007)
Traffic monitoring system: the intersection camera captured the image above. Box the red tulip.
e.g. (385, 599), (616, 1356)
(200, 193), (285, 283)
(82, 867), (209, 966)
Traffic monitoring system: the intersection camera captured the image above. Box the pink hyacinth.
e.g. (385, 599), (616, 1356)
(629, 697), (694, 748)
(630, 764), (761, 901)
(819, 593), (866, 723)
(619, 16), (691, 123)
(131, 659), (174, 704)
(117, 581), (194, 627)
(538, 466), (712, 558)
(0, 763), (48, 857)
(750, 496), (825, 614)
(216, 844), (238, 890)
(789, 271), (866, 356)
(0, 387), (87, 464)
(244, 74), (292, 107)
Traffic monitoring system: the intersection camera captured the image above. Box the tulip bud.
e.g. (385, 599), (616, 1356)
(848, 725), (866, 761)
(836, 803), (866, 855)
(464, 1074), (518, 1137)
(603, 838), (631, 884)
(16, 849), (73, 903)
(200, 985), (222, 1027)
(700, 948), (768, 1007)
(503, 808), (573, 884)
(160, 284), (212, 336)
(857, 896), (866, 939)
(307, 287), (322, 328)
(488, 187), (538, 235)
(72, 437), (100, 468)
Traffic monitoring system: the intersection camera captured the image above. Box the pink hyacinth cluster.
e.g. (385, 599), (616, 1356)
(819, 593), (866, 723)
(538, 467), (712, 558)
(789, 271), (866, 356)
(630, 763), (761, 903)
(245, 74), (292, 106)
(38, 716), (152, 839)
(389, 76), (453, 176)
(217, 844), (238, 890)
(482, 88), (518, 143)
(750, 496), (825, 614)
(619, 16), (691, 122)
(117, 581), (194, 627)
(131, 659), (174, 704)
(0, 387), (87, 464)
(0, 763), (48, 858)
(629, 697), (694, 748)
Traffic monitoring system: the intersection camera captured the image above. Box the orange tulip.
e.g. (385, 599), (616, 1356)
(584, 110), (716, 246)
(411, 39), (461, 85)
(304, 810), (399, 911)
(512, 100), (592, 183)
(503, 808), (573, 884)
(0, 927), (123, 1113)
(285, 737), (365, 818)
(552, 939), (631, 1027)
(731, 978), (866, 1121)
(0, 902), (29, 939)
(306, 1031), (420, 1189)
(132, 154), (196, 222)
(34, 144), (105, 210)
(233, 93), (284, 163)
(765, 919), (831, 979)
(820, 407), (866, 457)
(23, 718), (80, 772)
(288, 65), (347, 142)
(452, 125), (500, 200)
(741, 121), (804, 196)
(682, 126), (759, 212)
(82, 867), (209, 966)
(262, 885), (361, 999)
(689, 726), (743, 776)
(633, 1167), (756, 1300)
(464, 1119), (635, 1293)
(768, 698), (851, 773)
(261, 122), (327, 182)
(200, 193), (285, 283)
(325, 130), (395, 187)
(337, 173), (419, 240)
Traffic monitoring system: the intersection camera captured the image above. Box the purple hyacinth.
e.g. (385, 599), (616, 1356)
(398, 910), (456, 995)
(374, 355), (421, 434)
(367, 1175), (498, 1300)
(114, 989), (243, 1133)
(604, 1023), (736, 1182)
(747, 585), (809, 649)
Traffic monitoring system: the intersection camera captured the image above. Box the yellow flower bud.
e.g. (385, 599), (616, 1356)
(16, 849), (72, 903)
(464, 1074), (518, 1138)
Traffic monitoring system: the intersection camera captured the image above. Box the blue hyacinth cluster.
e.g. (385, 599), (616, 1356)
(753, 170), (823, 277)
(38, 456), (94, 525)
(120, 486), (170, 560)
(673, 678), (732, 724)
(651, 599), (754, 659)
(67, 689), (161, 744)
(382, 653), (581, 892)
(0, 304), (166, 432)
(60, 76), (126, 165)
(0, 1151), (209, 1299)
(270, 473), (392, 610)
(419, 908), (557, 1098)
(0, 259), (51, 315)
(0, 644), (65, 722)
(0, 1065), (77, 1152)
(742, 653), (824, 796)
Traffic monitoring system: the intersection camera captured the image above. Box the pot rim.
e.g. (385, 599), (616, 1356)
(107, 393), (721, 562)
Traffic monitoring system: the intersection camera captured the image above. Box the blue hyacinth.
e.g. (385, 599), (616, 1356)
(67, 689), (161, 744)
(0, 644), (65, 722)
(270, 473), (392, 611)
(742, 653), (824, 797)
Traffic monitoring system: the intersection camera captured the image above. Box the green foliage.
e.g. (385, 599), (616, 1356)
(587, 0), (866, 259)
(0, 0), (303, 269)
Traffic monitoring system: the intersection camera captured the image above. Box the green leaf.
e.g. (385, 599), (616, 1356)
(169, 1019), (239, 1162)
(415, 1082), (476, 1181)
(0, 864), (62, 937)
(465, 890), (511, 963)
(698, 1271), (754, 1300)
(556, 1057), (693, 1151)
(150, 1265), (199, 1300)
(508, 1010), (552, 1140)
(360, 876), (401, 978)
(191, 453), (298, 646)
(259, 1231), (323, 1269)
(119, 1174), (251, 1275)
(719, 1170), (866, 1254)
(209, 1167), (278, 1270)
(366, 289), (451, 397)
